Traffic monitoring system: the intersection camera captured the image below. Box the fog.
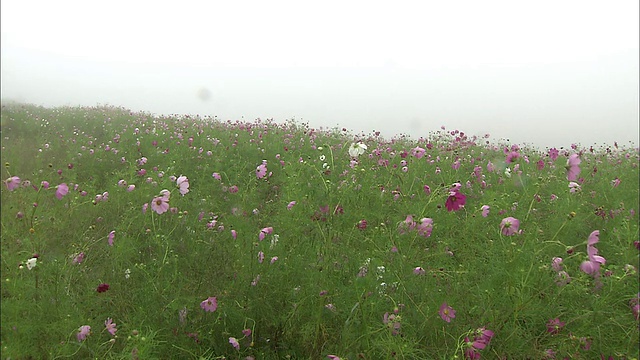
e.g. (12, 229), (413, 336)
(2, 0), (638, 150)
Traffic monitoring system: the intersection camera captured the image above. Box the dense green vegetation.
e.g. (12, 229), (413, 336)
(1, 102), (638, 359)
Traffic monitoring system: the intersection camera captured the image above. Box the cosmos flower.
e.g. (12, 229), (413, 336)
(105, 318), (117, 336)
(348, 142), (367, 157)
(445, 189), (466, 212)
(151, 194), (170, 214)
(566, 154), (581, 181)
(500, 217), (520, 236)
(5, 176), (21, 191)
(229, 337), (240, 350)
(200, 296), (218, 312)
(439, 302), (456, 322)
(176, 175), (189, 195)
(416, 218), (433, 237)
(546, 318), (565, 334)
(77, 325), (91, 342)
(256, 161), (268, 179)
(55, 183), (69, 200)
(481, 205), (490, 217)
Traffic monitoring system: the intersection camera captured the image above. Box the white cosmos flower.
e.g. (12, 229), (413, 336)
(348, 142), (367, 157)
(26, 257), (37, 270)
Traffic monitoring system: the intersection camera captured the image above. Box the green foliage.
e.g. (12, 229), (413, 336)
(1, 102), (638, 359)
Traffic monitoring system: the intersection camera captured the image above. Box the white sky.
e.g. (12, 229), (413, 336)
(1, 0), (638, 149)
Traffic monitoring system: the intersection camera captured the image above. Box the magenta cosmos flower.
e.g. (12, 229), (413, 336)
(546, 318), (565, 334)
(566, 154), (581, 181)
(77, 325), (91, 342)
(97, 283), (110, 293)
(445, 188), (466, 212)
(500, 217), (520, 236)
(439, 302), (456, 322)
(201, 296), (218, 312)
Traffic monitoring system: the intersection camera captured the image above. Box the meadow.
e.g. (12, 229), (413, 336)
(0, 102), (638, 360)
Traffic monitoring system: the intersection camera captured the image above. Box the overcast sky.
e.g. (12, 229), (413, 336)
(1, 0), (638, 149)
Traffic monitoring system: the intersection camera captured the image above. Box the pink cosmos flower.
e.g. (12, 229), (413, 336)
(151, 195), (170, 214)
(581, 230), (606, 276)
(327, 356), (342, 360)
(568, 181), (581, 193)
(500, 217), (520, 236)
(357, 219), (368, 230)
(176, 175), (190, 195)
(258, 251), (265, 263)
(398, 215), (417, 234)
(200, 296), (218, 312)
(413, 267), (425, 275)
(423, 185), (431, 195)
(505, 151), (519, 163)
(551, 257), (563, 272)
(105, 318), (117, 336)
(231, 230), (237, 240)
(55, 183), (69, 200)
(439, 302), (456, 322)
(108, 230), (115, 246)
(416, 218), (433, 237)
(77, 325), (91, 342)
(5, 176), (21, 191)
(481, 205), (490, 217)
(256, 161), (268, 179)
(287, 201), (296, 210)
(566, 154), (581, 181)
(251, 275), (260, 286)
(127, 184), (135, 192)
(546, 318), (565, 334)
(445, 189), (466, 212)
(229, 337), (240, 350)
(411, 146), (426, 158)
(72, 252), (85, 264)
(212, 172), (221, 180)
(259, 227), (273, 241)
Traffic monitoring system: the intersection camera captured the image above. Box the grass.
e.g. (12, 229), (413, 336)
(1, 102), (638, 360)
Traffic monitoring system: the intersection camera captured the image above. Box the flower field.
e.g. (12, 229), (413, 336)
(1, 102), (638, 359)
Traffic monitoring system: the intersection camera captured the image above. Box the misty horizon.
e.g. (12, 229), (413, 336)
(2, 0), (638, 150)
